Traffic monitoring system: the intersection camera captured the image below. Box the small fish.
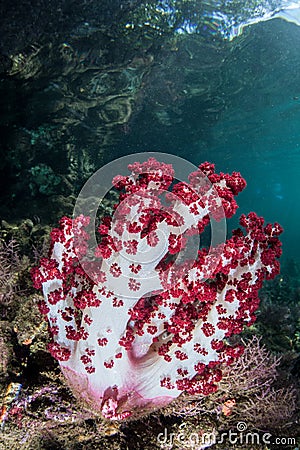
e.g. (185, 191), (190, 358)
(0, 382), (22, 428)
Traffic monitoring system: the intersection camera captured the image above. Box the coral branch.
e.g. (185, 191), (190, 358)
(32, 158), (282, 420)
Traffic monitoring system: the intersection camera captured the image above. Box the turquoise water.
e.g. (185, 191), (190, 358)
(120, 18), (300, 263)
(0, 1), (300, 263)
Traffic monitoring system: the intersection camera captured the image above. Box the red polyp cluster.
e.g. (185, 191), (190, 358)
(31, 157), (283, 420)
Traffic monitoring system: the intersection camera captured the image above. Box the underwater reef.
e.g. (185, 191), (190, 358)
(0, 159), (299, 449)
(0, 1), (300, 449)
